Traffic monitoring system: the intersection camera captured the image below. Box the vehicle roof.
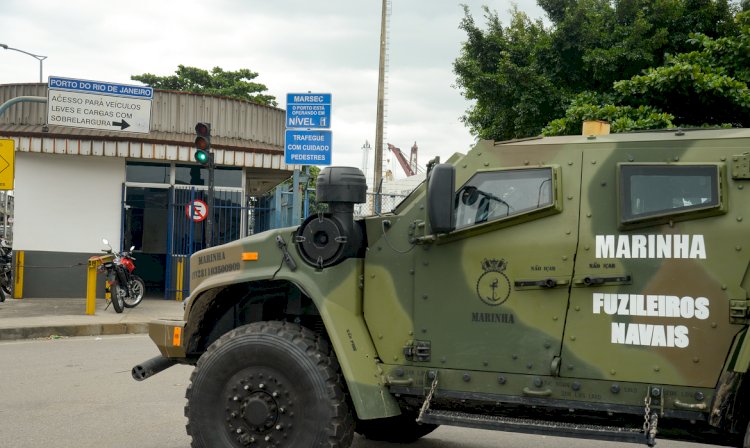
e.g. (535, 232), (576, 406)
(495, 128), (750, 147)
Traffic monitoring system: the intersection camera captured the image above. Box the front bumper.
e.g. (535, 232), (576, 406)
(147, 318), (187, 358)
(131, 319), (188, 381)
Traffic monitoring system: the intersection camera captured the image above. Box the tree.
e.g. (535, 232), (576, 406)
(131, 65), (277, 106)
(454, 6), (565, 142)
(454, 0), (740, 140)
(545, 10), (750, 134)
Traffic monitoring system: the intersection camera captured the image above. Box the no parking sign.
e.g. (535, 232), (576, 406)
(186, 199), (208, 222)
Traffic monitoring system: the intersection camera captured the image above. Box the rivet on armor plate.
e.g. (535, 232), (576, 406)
(571, 382), (580, 391)
(498, 375), (507, 384)
(738, 217), (744, 222)
(695, 392), (705, 401)
(653, 366), (660, 372)
(610, 384), (620, 394)
(736, 246), (743, 251)
(610, 369), (616, 375)
(534, 377), (543, 387)
(693, 357), (700, 363)
(463, 373), (471, 382)
(575, 306), (580, 311)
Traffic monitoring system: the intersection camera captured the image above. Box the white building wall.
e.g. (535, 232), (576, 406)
(14, 153), (124, 253)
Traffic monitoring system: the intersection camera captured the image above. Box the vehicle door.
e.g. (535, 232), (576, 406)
(413, 157), (582, 376)
(562, 141), (745, 387)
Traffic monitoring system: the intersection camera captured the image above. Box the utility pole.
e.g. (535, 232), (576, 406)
(373, 0), (388, 210)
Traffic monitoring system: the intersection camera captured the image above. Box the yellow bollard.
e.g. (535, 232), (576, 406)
(13, 250), (23, 299)
(86, 256), (100, 315)
(86, 254), (113, 314)
(175, 257), (184, 301)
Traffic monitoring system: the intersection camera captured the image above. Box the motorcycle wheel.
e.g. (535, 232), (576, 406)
(110, 283), (125, 313)
(123, 276), (145, 308)
(1, 270), (12, 296)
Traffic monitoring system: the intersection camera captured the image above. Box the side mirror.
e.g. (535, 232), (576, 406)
(129, 246), (135, 252)
(427, 164), (456, 234)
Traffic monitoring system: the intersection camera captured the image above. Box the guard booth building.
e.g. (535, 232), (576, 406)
(0, 83), (297, 299)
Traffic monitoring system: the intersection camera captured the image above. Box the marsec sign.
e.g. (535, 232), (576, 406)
(47, 76), (153, 133)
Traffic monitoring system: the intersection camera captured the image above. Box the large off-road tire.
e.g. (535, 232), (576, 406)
(123, 276), (145, 308)
(110, 283), (125, 313)
(356, 411), (439, 443)
(185, 321), (354, 448)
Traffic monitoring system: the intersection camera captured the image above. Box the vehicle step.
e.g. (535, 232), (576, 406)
(420, 409), (651, 445)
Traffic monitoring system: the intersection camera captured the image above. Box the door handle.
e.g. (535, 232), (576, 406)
(514, 278), (569, 288)
(574, 275), (631, 286)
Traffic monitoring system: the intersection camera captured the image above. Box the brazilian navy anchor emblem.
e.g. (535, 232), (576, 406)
(476, 258), (511, 306)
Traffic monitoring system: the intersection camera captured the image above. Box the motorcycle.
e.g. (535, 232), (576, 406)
(97, 238), (145, 313)
(0, 238), (12, 302)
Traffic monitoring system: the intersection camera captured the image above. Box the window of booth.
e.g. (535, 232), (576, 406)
(175, 164), (242, 188)
(126, 162), (170, 184)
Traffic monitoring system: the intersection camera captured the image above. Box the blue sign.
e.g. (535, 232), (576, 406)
(286, 93), (331, 129)
(285, 129), (332, 165)
(48, 76), (153, 99)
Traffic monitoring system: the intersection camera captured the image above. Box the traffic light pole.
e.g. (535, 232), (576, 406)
(206, 153), (215, 248)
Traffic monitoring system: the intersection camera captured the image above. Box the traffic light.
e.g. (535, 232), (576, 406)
(194, 122), (211, 165)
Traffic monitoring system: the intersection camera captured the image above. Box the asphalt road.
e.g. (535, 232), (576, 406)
(0, 335), (719, 448)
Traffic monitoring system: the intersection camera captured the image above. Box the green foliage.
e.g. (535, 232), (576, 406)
(454, 6), (567, 141)
(455, 0), (741, 139)
(542, 92), (675, 135)
(131, 65), (277, 106)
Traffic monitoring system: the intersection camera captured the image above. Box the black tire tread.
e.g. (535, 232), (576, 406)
(185, 321), (354, 448)
(110, 284), (124, 313)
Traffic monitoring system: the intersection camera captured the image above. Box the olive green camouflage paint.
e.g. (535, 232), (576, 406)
(150, 128), (750, 421)
(180, 229), (401, 420)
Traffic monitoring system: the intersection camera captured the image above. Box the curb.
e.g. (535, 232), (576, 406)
(0, 322), (149, 341)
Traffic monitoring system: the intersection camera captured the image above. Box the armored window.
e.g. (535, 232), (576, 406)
(619, 164), (721, 224)
(455, 168), (554, 230)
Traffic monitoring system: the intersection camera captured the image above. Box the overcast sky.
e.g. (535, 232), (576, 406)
(0, 0), (544, 181)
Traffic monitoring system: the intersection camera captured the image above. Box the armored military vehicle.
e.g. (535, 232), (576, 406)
(134, 128), (750, 447)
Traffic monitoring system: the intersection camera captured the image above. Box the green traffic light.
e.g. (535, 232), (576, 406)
(195, 149), (209, 164)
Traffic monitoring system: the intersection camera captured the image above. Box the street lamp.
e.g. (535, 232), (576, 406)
(0, 44), (47, 83)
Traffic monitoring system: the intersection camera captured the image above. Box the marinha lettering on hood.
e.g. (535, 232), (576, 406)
(197, 252), (226, 265)
(595, 235), (706, 259)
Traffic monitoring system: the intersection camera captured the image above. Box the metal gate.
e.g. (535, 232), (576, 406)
(166, 187), (246, 300)
(163, 176), (315, 300)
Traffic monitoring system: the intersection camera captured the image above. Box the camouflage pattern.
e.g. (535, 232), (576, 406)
(149, 128), (750, 426)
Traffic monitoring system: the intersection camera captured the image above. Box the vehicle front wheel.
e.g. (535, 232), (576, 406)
(356, 411), (438, 443)
(185, 321), (354, 448)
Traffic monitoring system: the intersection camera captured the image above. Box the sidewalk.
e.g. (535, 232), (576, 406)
(0, 296), (185, 341)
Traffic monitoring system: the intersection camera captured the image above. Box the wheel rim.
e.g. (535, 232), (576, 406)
(124, 279), (143, 305)
(224, 368), (294, 447)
